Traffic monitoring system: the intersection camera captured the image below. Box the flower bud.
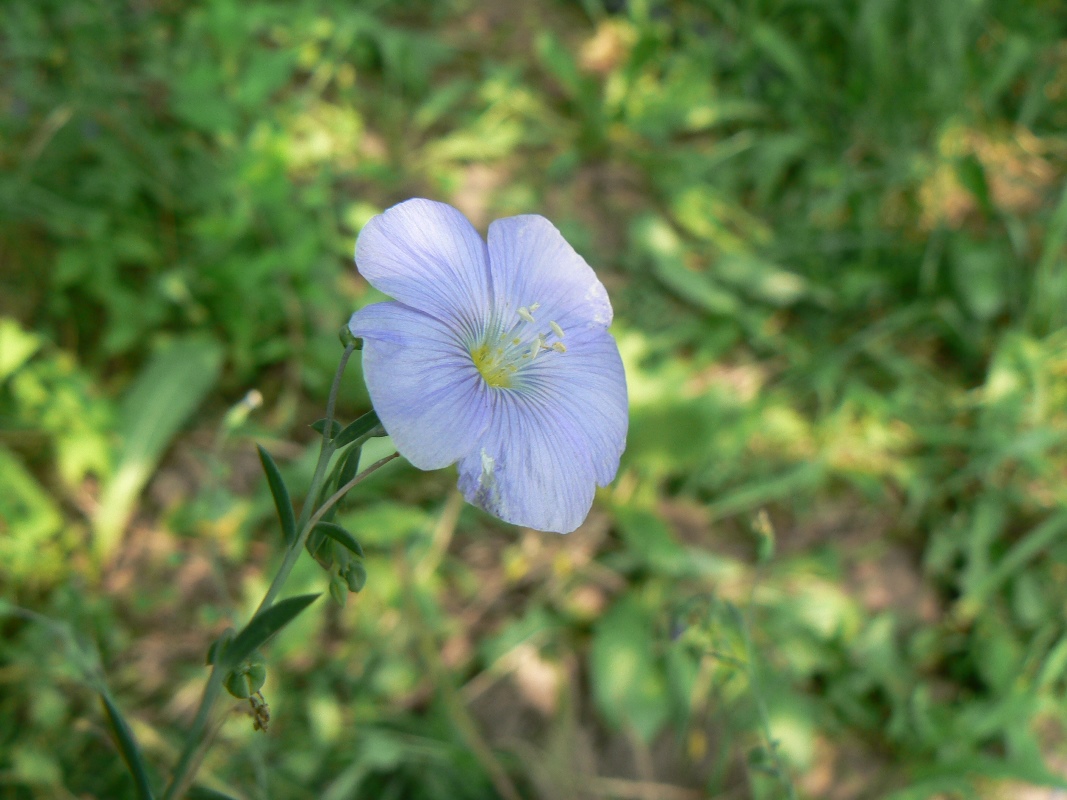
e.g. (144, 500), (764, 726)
(246, 663), (267, 695)
(343, 561), (367, 593)
(225, 669), (254, 699)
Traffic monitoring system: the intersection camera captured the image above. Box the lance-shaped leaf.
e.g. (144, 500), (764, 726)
(335, 410), (384, 448)
(337, 444), (362, 489)
(100, 692), (155, 800)
(313, 443), (364, 528)
(205, 628), (235, 665)
(314, 521), (365, 558)
(257, 445), (297, 547)
(222, 593), (319, 670)
(310, 418), (342, 439)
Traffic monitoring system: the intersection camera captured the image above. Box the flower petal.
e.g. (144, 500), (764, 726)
(486, 215), (613, 334)
(349, 302), (489, 470)
(457, 327), (627, 533)
(520, 326), (629, 485)
(355, 199), (491, 332)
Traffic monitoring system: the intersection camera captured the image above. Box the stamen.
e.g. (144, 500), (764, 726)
(528, 336), (544, 360)
(472, 303), (566, 388)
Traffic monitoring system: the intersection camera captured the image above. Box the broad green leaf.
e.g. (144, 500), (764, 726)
(613, 506), (690, 575)
(0, 446), (64, 581)
(0, 317), (41, 381)
(100, 693), (155, 800)
(314, 522), (364, 558)
(222, 593), (320, 670)
(257, 445), (297, 547)
(94, 337), (222, 560)
(590, 595), (669, 742)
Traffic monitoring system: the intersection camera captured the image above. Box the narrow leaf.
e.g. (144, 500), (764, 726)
(257, 445), (297, 547)
(337, 445), (363, 489)
(100, 692), (155, 800)
(315, 522), (365, 558)
(310, 418), (342, 439)
(335, 410), (384, 448)
(223, 593), (320, 669)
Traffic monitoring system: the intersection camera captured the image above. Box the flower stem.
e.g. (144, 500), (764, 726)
(163, 343), (374, 800)
(254, 451), (397, 618)
(252, 343), (355, 617)
(161, 670), (223, 800)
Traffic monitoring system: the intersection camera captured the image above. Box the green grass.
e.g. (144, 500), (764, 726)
(2, 0), (1067, 797)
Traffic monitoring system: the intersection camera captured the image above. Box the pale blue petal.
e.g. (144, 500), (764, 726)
(486, 215), (613, 334)
(457, 327), (628, 534)
(355, 199), (491, 335)
(519, 326), (628, 485)
(349, 302), (490, 470)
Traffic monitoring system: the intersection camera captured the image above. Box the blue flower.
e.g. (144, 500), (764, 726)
(348, 198), (628, 534)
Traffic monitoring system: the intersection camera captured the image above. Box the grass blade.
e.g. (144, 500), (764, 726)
(257, 445), (297, 547)
(100, 692), (155, 800)
(93, 337), (222, 561)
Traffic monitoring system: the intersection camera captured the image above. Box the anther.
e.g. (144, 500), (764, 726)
(551, 342), (566, 353)
(518, 307), (536, 324)
(549, 321), (565, 339)
(529, 335), (545, 359)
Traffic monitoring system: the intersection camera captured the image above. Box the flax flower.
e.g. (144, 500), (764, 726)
(348, 199), (627, 533)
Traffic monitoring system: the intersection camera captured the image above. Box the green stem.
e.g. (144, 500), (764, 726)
(256, 343), (355, 617)
(163, 344), (359, 800)
(256, 451), (398, 615)
(161, 670), (223, 800)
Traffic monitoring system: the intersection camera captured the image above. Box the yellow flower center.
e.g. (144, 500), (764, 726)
(469, 304), (566, 390)
(471, 343), (516, 388)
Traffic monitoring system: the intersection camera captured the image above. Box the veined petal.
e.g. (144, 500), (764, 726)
(457, 327), (627, 534)
(349, 302), (489, 470)
(520, 326), (628, 485)
(486, 215), (613, 334)
(355, 199), (491, 335)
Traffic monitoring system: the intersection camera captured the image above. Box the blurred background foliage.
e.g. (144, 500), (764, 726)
(2, 0), (1067, 797)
